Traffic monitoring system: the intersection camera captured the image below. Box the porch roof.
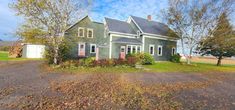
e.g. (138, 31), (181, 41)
(112, 38), (142, 45)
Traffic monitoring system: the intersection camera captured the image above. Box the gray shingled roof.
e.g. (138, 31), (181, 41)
(131, 16), (170, 36)
(105, 18), (136, 34)
(112, 37), (142, 45)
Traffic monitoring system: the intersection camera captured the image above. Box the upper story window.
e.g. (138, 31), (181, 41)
(158, 45), (163, 56)
(149, 44), (155, 55)
(78, 27), (85, 37)
(87, 28), (93, 38)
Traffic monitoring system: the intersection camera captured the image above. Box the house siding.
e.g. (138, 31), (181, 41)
(110, 35), (142, 58)
(144, 37), (177, 61)
(65, 16), (109, 59)
(65, 16), (178, 61)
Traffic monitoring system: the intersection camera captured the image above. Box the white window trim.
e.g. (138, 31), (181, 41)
(158, 45), (163, 56)
(149, 44), (155, 55)
(87, 28), (94, 38)
(90, 44), (96, 53)
(78, 27), (85, 37)
(126, 45), (141, 54)
(172, 47), (176, 55)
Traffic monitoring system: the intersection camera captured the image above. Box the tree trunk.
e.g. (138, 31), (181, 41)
(53, 45), (59, 65)
(217, 56), (222, 66)
(187, 47), (193, 64)
(180, 38), (185, 55)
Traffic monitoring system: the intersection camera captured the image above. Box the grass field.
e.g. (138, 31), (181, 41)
(144, 62), (235, 73)
(0, 51), (42, 61)
(183, 56), (235, 65)
(51, 61), (235, 74)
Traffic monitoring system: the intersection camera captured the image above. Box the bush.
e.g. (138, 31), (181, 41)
(126, 56), (139, 67)
(113, 58), (127, 66)
(0, 46), (10, 51)
(60, 60), (76, 68)
(93, 59), (115, 67)
(45, 39), (71, 64)
(84, 57), (95, 66)
(170, 53), (181, 63)
(137, 53), (155, 65)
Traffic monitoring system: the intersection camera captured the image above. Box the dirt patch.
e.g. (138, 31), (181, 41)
(189, 57), (235, 65)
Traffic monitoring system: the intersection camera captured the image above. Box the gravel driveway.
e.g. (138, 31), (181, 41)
(0, 61), (235, 109)
(0, 61), (89, 109)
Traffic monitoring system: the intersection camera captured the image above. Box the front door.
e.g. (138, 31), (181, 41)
(78, 43), (85, 57)
(119, 46), (126, 59)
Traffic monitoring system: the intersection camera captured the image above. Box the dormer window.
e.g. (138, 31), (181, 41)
(87, 28), (93, 38)
(78, 27), (85, 37)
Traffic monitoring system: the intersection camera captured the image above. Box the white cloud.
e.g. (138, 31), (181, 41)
(90, 0), (168, 22)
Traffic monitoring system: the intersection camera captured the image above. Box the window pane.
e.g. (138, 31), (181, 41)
(127, 46), (131, 54)
(158, 47), (161, 55)
(121, 48), (125, 52)
(80, 44), (84, 50)
(132, 46), (136, 53)
(88, 30), (92, 38)
(150, 47), (153, 54)
(91, 45), (96, 52)
(79, 29), (83, 36)
(137, 46), (141, 53)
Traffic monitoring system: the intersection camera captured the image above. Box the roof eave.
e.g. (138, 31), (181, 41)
(109, 31), (137, 37)
(142, 32), (180, 40)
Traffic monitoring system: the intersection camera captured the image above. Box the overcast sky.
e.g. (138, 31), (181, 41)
(0, 0), (234, 41)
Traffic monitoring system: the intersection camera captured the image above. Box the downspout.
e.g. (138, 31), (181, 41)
(109, 34), (112, 59)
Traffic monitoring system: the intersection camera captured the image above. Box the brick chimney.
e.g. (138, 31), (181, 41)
(147, 15), (152, 21)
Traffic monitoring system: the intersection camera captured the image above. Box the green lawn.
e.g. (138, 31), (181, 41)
(144, 62), (235, 73)
(51, 61), (235, 74)
(0, 51), (42, 61)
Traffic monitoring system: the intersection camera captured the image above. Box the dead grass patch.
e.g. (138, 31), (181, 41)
(11, 73), (216, 110)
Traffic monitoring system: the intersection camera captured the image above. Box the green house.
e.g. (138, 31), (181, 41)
(65, 15), (179, 61)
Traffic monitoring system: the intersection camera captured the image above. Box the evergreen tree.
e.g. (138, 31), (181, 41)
(199, 13), (235, 66)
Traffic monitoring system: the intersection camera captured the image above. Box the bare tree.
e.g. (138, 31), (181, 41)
(161, 0), (234, 64)
(11, 0), (91, 64)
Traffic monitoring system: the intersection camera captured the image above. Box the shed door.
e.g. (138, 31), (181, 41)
(78, 43), (85, 57)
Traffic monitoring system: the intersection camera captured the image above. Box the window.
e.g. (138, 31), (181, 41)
(87, 28), (93, 38)
(120, 46), (125, 52)
(90, 44), (96, 53)
(137, 46), (141, 53)
(78, 27), (85, 37)
(79, 43), (85, 50)
(127, 45), (131, 54)
(158, 45), (163, 56)
(172, 47), (176, 55)
(132, 46), (136, 53)
(126, 45), (141, 54)
(149, 45), (155, 55)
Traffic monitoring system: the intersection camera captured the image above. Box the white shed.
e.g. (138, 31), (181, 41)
(22, 44), (45, 58)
